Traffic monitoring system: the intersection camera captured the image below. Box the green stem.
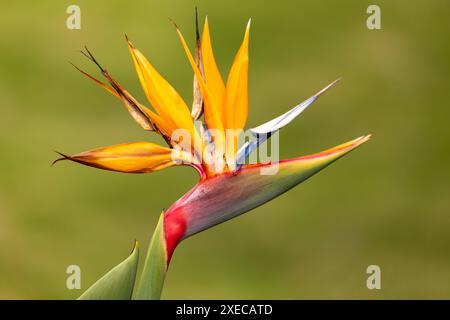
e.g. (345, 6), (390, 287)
(133, 213), (167, 300)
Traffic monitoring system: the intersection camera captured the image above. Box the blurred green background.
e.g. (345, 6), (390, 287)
(1, 0), (449, 299)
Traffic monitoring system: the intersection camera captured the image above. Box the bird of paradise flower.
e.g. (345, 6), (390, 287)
(55, 13), (370, 300)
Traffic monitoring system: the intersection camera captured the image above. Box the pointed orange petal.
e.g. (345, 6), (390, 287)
(225, 20), (250, 130)
(175, 26), (224, 136)
(126, 38), (194, 136)
(71, 62), (176, 138)
(55, 142), (192, 173)
(201, 17), (226, 123)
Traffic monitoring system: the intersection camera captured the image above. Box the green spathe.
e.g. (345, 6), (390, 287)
(133, 213), (167, 300)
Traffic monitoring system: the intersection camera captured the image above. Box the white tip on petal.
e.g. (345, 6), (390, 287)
(250, 79), (340, 135)
(235, 79), (341, 167)
(314, 78), (341, 98)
